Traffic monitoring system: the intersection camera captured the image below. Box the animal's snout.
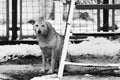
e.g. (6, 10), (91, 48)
(38, 30), (41, 34)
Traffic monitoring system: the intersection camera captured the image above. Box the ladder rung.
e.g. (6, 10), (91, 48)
(64, 61), (120, 67)
(76, 4), (120, 9)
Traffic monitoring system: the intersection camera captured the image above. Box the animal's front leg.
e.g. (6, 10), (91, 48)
(41, 52), (46, 72)
(47, 50), (57, 73)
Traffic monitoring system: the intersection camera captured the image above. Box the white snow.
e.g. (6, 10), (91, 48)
(30, 74), (59, 80)
(0, 37), (120, 62)
(0, 44), (42, 62)
(0, 74), (13, 80)
(0, 37), (119, 62)
(68, 37), (120, 56)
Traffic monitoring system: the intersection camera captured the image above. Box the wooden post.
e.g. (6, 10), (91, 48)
(97, 0), (100, 32)
(112, 0), (115, 32)
(20, 0), (22, 40)
(12, 0), (18, 40)
(103, 0), (109, 32)
(6, 0), (9, 40)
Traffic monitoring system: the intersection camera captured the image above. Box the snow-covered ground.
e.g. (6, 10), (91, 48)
(0, 44), (41, 62)
(68, 37), (120, 56)
(0, 37), (120, 62)
(31, 74), (58, 80)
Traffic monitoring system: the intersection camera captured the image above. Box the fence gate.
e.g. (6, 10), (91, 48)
(0, 0), (21, 41)
(0, 0), (9, 40)
(0, 0), (68, 41)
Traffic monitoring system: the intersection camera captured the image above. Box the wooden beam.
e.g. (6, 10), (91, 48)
(97, 0), (100, 32)
(72, 32), (120, 36)
(12, 0), (18, 40)
(20, 0), (22, 40)
(6, 0), (9, 40)
(103, 0), (109, 32)
(0, 40), (38, 45)
(76, 4), (120, 9)
(58, 0), (75, 78)
(112, 0), (115, 31)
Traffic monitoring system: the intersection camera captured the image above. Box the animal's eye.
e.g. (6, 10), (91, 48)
(41, 25), (45, 27)
(35, 25), (39, 27)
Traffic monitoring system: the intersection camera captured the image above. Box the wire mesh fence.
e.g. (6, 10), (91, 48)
(0, 0), (8, 40)
(0, 0), (120, 40)
(19, 0), (67, 39)
(71, 0), (120, 33)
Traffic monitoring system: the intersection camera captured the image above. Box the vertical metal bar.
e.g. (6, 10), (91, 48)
(112, 0), (115, 32)
(12, 0), (18, 40)
(43, 0), (47, 18)
(103, 0), (109, 32)
(54, 1), (63, 34)
(38, 0), (40, 17)
(20, 0), (22, 40)
(97, 0), (100, 32)
(6, 0), (9, 40)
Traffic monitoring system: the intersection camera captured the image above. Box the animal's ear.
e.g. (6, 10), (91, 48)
(27, 20), (35, 25)
(37, 16), (46, 22)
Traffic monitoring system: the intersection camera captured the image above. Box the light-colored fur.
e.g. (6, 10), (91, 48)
(33, 17), (64, 73)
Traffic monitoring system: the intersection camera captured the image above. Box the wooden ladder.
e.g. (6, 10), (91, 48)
(58, 0), (75, 78)
(58, 0), (120, 78)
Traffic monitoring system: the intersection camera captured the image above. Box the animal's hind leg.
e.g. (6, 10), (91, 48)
(54, 57), (60, 72)
(55, 51), (61, 70)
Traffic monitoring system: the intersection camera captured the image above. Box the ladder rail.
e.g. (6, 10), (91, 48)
(58, 0), (75, 78)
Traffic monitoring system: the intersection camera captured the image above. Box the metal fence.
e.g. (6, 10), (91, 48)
(71, 0), (120, 33)
(20, 0), (120, 39)
(0, 0), (9, 40)
(20, 0), (66, 40)
(0, 0), (120, 41)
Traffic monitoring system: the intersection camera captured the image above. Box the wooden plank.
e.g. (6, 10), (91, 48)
(112, 0), (115, 31)
(103, 0), (109, 32)
(0, 40), (38, 45)
(76, 4), (120, 9)
(72, 32), (120, 36)
(6, 0), (9, 40)
(12, 0), (18, 40)
(21, 35), (36, 38)
(20, 0), (22, 40)
(97, 0), (100, 32)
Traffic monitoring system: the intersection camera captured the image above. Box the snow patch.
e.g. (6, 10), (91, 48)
(31, 74), (59, 80)
(0, 44), (42, 62)
(0, 37), (120, 62)
(68, 37), (120, 56)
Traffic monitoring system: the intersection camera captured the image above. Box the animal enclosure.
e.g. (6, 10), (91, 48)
(0, 0), (120, 41)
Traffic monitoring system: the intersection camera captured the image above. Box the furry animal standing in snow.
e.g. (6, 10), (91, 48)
(28, 17), (64, 73)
